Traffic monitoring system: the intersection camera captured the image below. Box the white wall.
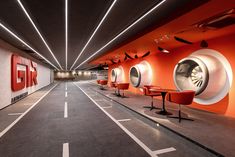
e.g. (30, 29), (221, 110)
(0, 39), (53, 109)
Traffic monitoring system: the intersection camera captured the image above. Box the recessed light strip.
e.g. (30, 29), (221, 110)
(74, 0), (167, 69)
(0, 23), (59, 70)
(69, 0), (117, 70)
(65, 0), (68, 70)
(17, 0), (63, 70)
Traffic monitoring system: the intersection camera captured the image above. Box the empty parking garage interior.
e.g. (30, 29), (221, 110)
(0, 0), (235, 157)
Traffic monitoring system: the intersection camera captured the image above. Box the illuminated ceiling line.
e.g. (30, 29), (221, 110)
(69, 0), (117, 70)
(17, 0), (63, 70)
(65, 0), (68, 70)
(0, 23), (59, 70)
(74, 0), (167, 69)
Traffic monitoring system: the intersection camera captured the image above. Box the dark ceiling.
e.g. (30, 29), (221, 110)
(0, 0), (209, 70)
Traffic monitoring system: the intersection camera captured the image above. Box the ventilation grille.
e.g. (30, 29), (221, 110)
(190, 66), (203, 87)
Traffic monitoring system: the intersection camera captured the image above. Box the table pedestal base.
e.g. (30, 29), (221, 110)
(156, 110), (172, 115)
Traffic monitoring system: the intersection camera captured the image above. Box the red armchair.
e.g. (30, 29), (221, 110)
(117, 83), (129, 97)
(142, 85), (162, 111)
(110, 82), (120, 96)
(166, 90), (195, 122)
(99, 80), (108, 90)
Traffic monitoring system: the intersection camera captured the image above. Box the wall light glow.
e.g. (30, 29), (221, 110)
(0, 23), (59, 70)
(17, 0), (63, 70)
(69, 0), (117, 70)
(74, 0), (167, 70)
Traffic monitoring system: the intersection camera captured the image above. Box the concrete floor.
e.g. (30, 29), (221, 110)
(86, 80), (235, 157)
(0, 81), (223, 157)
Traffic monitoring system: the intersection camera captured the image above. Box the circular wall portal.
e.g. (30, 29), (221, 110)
(173, 49), (233, 105)
(111, 66), (124, 82)
(129, 61), (152, 88)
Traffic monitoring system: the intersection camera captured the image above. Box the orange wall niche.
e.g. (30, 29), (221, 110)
(108, 33), (235, 118)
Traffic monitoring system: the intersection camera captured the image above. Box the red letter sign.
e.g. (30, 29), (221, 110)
(11, 54), (38, 92)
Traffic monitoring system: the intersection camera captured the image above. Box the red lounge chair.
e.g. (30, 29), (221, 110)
(166, 90), (195, 122)
(143, 85), (162, 111)
(117, 83), (129, 97)
(99, 80), (108, 90)
(110, 82), (119, 95)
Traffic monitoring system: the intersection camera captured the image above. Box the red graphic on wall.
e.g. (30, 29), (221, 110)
(11, 54), (38, 91)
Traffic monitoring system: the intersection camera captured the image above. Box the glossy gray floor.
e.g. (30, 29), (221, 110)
(0, 82), (217, 157)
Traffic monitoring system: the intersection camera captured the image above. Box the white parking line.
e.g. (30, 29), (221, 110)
(0, 84), (58, 138)
(65, 91), (68, 97)
(8, 113), (23, 116)
(102, 106), (112, 109)
(74, 83), (155, 156)
(74, 82), (177, 157)
(153, 147), (176, 155)
(117, 119), (131, 122)
(64, 102), (68, 118)
(63, 143), (69, 157)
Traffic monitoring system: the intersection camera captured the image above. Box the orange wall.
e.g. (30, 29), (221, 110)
(108, 33), (235, 117)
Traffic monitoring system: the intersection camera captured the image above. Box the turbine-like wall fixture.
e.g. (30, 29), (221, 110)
(129, 61), (152, 88)
(173, 49), (233, 105)
(111, 66), (124, 83)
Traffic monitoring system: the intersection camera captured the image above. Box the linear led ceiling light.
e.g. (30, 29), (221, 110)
(0, 22), (59, 70)
(65, 0), (68, 70)
(69, 0), (117, 70)
(17, 0), (63, 70)
(74, 0), (167, 70)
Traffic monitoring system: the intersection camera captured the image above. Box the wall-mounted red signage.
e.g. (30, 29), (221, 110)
(11, 54), (38, 91)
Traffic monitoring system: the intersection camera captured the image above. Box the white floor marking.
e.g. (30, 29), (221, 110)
(102, 106), (112, 109)
(94, 99), (104, 102)
(117, 119), (131, 122)
(8, 113), (23, 116)
(153, 147), (176, 155)
(64, 102), (68, 118)
(63, 143), (69, 157)
(65, 91), (68, 97)
(74, 83), (164, 157)
(0, 83), (58, 138)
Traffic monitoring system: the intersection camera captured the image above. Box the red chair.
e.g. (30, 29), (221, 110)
(99, 80), (108, 90)
(166, 90), (195, 122)
(143, 85), (162, 111)
(117, 83), (129, 97)
(110, 82), (118, 95)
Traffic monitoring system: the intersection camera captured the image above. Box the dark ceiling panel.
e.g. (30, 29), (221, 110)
(0, 0), (58, 67)
(22, 0), (66, 68)
(67, 0), (113, 68)
(0, 0), (210, 70)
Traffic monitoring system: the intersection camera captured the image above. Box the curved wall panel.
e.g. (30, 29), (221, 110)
(174, 49), (233, 105)
(111, 66), (124, 82)
(129, 61), (152, 88)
